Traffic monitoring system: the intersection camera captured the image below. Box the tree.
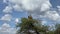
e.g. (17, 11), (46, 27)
(16, 15), (49, 34)
(54, 24), (60, 34)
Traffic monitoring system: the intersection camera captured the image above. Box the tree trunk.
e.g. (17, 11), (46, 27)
(35, 30), (40, 34)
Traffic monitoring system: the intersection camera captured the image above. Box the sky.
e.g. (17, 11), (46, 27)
(0, 0), (60, 34)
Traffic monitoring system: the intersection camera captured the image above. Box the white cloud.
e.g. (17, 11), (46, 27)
(2, 23), (10, 28)
(41, 0), (52, 11)
(0, 23), (16, 34)
(4, 0), (60, 22)
(3, 0), (52, 21)
(21, 0), (41, 11)
(13, 4), (23, 12)
(57, 6), (60, 11)
(57, 6), (60, 9)
(42, 20), (47, 25)
(3, 6), (12, 13)
(8, 0), (22, 4)
(15, 18), (20, 24)
(43, 11), (60, 21)
(0, 14), (12, 21)
(3, 0), (51, 13)
(3, 0), (7, 3)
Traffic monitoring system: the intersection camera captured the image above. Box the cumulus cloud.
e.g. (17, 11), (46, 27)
(15, 18), (20, 24)
(2, 0), (59, 34)
(3, 6), (12, 13)
(13, 4), (23, 12)
(4, 0), (52, 18)
(15, 18), (19, 23)
(57, 6), (60, 11)
(0, 23), (16, 34)
(3, 0), (60, 22)
(41, 0), (52, 11)
(0, 14), (12, 21)
(42, 11), (60, 21)
(42, 20), (47, 25)
(57, 6), (60, 8)
(3, 0), (52, 22)
(3, 0), (51, 13)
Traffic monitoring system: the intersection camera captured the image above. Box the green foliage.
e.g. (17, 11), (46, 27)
(16, 16), (49, 34)
(16, 15), (60, 34)
(54, 24), (60, 34)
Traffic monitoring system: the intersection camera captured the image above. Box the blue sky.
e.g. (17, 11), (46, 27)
(0, 0), (60, 26)
(50, 0), (60, 8)
(0, 0), (60, 34)
(0, 0), (28, 27)
(0, 0), (60, 28)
